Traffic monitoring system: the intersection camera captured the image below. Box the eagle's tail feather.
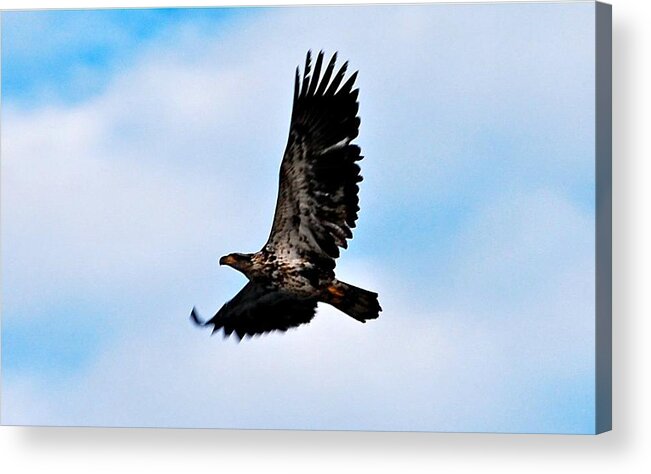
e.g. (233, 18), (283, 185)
(324, 280), (381, 323)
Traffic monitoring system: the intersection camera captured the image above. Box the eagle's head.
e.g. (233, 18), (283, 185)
(219, 252), (254, 273)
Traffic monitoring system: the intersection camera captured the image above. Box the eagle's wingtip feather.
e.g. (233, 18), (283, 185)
(190, 307), (204, 326)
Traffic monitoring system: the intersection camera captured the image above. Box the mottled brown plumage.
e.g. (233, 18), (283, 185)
(191, 51), (381, 340)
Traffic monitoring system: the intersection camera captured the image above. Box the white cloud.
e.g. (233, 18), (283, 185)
(2, 250), (593, 433)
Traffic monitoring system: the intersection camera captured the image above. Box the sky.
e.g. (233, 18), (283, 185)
(1, 3), (597, 433)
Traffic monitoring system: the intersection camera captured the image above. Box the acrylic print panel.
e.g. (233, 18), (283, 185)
(0, 2), (611, 434)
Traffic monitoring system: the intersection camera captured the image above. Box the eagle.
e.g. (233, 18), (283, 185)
(191, 51), (381, 340)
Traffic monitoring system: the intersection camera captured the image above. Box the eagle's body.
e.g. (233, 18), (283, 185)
(191, 51), (381, 340)
(246, 249), (331, 297)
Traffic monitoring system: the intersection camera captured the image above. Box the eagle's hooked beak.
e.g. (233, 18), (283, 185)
(219, 255), (237, 266)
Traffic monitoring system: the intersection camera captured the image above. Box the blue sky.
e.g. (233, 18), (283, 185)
(2, 3), (597, 433)
(1, 8), (247, 105)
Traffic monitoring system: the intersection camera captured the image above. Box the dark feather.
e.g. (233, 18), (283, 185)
(266, 51), (362, 262)
(315, 52), (337, 96)
(191, 283), (318, 340)
(300, 50), (312, 98)
(307, 50), (324, 97)
(325, 61), (348, 96)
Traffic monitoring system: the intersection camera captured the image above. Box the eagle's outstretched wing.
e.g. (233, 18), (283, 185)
(265, 51), (363, 264)
(191, 282), (318, 340)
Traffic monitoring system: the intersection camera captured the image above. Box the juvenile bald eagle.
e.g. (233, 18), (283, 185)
(191, 51), (381, 340)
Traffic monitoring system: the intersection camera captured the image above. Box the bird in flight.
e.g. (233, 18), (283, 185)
(191, 51), (381, 340)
